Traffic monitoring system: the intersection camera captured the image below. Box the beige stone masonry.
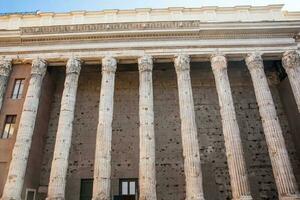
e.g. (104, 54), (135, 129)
(282, 50), (300, 112)
(92, 57), (117, 200)
(138, 55), (157, 200)
(246, 52), (300, 200)
(1, 58), (47, 200)
(0, 58), (12, 111)
(174, 55), (205, 200)
(211, 54), (252, 200)
(47, 57), (82, 200)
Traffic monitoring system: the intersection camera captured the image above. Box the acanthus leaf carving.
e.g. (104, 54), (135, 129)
(31, 57), (47, 76)
(102, 57), (117, 73)
(0, 58), (12, 77)
(174, 54), (190, 72)
(138, 55), (153, 72)
(66, 57), (82, 75)
(282, 50), (300, 70)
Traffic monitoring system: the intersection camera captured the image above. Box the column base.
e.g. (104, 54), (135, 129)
(233, 195), (253, 200)
(280, 194), (300, 200)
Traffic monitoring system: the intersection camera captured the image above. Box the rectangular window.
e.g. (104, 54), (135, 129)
(80, 179), (93, 200)
(119, 178), (138, 196)
(11, 79), (25, 99)
(1, 115), (16, 139)
(25, 188), (36, 200)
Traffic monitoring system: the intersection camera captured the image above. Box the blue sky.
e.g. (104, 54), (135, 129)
(0, 0), (299, 13)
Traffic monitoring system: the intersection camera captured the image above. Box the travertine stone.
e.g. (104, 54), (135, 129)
(211, 54), (252, 200)
(246, 52), (300, 200)
(47, 57), (82, 200)
(0, 58), (12, 111)
(174, 55), (205, 200)
(92, 57), (117, 200)
(138, 55), (157, 200)
(282, 50), (300, 112)
(1, 58), (47, 200)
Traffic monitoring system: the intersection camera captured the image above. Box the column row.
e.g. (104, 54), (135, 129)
(0, 51), (299, 200)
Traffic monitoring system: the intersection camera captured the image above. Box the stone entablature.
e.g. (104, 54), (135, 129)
(0, 4), (299, 30)
(0, 5), (298, 64)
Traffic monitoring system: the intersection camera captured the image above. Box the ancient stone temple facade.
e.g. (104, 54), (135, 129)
(0, 4), (300, 200)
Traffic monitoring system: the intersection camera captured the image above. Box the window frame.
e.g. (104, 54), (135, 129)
(11, 78), (25, 99)
(119, 178), (138, 196)
(80, 178), (93, 200)
(1, 115), (17, 139)
(25, 188), (36, 200)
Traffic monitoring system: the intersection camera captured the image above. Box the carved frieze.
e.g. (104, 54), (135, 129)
(21, 21), (202, 35)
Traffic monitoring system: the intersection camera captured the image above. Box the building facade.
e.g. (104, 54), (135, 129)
(0, 4), (300, 200)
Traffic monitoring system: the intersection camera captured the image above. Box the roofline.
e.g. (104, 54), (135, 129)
(0, 4), (286, 18)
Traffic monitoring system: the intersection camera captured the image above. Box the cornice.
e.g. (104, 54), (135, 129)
(0, 4), (285, 18)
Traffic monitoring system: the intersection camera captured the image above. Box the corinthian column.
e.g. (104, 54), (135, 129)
(138, 55), (157, 200)
(47, 57), (82, 200)
(211, 54), (252, 200)
(1, 58), (47, 200)
(245, 52), (300, 200)
(174, 55), (205, 200)
(282, 50), (300, 112)
(92, 57), (117, 200)
(0, 58), (12, 110)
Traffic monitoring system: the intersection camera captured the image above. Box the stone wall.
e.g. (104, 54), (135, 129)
(38, 61), (300, 200)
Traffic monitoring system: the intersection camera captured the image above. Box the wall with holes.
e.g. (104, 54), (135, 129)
(37, 61), (300, 200)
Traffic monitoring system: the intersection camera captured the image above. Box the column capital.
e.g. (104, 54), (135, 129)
(211, 53), (227, 71)
(245, 52), (263, 71)
(174, 54), (190, 72)
(138, 55), (153, 72)
(282, 50), (300, 70)
(102, 57), (117, 73)
(31, 58), (47, 76)
(66, 57), (82, 75)
(0, 58), (12, 76)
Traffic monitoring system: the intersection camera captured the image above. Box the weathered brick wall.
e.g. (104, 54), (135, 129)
(38, 62), (300, 200)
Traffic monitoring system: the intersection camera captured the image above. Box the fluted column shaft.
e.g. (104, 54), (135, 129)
(138, 56), (157, 200)
(47, 57), (82, 200)
(246, 53), (300, 200)
(174, 55), (205, 200)
(1, 58), (47, 200)
(282, 50), (300, 112)
(92, 57), (117, 200)
(0, 58), (12, 111)
(211, 54), (252, 200)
